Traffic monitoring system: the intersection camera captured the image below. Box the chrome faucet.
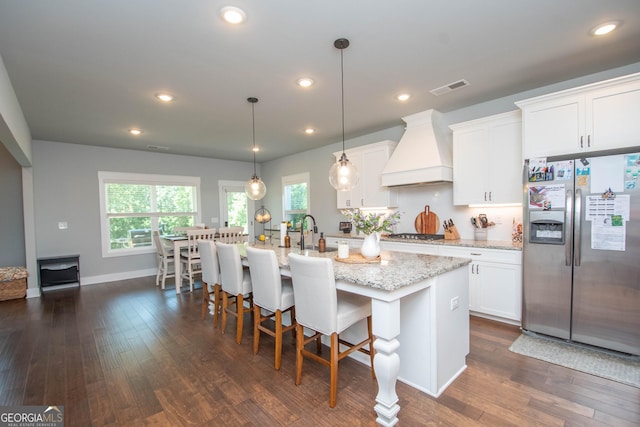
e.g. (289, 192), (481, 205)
(299, 214), (318, 250)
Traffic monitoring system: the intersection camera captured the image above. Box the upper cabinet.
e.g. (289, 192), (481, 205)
(450, 111), (522, 206)
(334, 140), (398, 209)
(516, 73), (640, 160)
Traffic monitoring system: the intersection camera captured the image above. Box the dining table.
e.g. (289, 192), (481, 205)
(243, 242), (471, 427)
(161, 234), (190, 294)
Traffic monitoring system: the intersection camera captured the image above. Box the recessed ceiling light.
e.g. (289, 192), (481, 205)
(396, 93), (411, 102)
(220, 6), (246, 24)
(304, 128), (315, 134)
(252, 146), (260, 152)
(128, 129), (143, 135)
(297, 78), (314, 88)
(590, 21), (620, 36)
(155, 93), (175, 102)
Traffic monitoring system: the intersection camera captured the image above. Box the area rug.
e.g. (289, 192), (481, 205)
(509, 333), (640, 388)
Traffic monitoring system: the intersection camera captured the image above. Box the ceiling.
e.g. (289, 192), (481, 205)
(1, 1), (639, 163)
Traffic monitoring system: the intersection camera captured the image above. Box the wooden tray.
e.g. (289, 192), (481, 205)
(334, 254), (381, 264)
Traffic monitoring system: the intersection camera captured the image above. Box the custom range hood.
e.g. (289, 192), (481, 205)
(381, 109), (453, 187)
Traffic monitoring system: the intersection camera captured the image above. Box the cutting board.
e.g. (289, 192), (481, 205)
(414, 205), (439, 234)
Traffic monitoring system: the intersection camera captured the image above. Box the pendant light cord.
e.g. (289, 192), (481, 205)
(251, 101), (257, 176)
(340, 46), (345, 154)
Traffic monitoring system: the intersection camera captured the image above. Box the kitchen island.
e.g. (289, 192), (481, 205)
(245, 243), (471, 426)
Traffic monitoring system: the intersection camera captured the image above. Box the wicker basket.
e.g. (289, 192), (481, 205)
(0, 278), (27, 301)
(0, 267), (28, 301)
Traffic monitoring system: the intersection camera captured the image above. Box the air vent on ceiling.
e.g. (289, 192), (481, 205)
(430, 79), (470, 96)
(146, 144), (169, 151)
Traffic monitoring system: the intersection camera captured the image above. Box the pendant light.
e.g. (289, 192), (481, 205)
(329, 38), (359, 191)
(244, 97), (267, 200)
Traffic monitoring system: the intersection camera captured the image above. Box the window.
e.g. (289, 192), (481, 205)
(282, 172), (309, 229)
(98, 172), (201, 257)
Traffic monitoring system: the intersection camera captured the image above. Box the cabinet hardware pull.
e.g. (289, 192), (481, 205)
(476, 264), (479, 274)
(580, 135), (583, 148)
(470, 252), (481, 256)
(471, 264), (475, 274)
(587, 135), (591, 148)
(489, 191), (492, 201)
(484, 192), (487, 201)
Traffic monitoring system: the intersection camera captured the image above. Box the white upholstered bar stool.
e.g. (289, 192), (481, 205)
(197, 240), (222, 327)
(180, 228), (216, 292)
(216, 242), (253, 344)
(246, 246), (296, 370)
(152, 230), (175, 289)
(287, 253), (375, 408)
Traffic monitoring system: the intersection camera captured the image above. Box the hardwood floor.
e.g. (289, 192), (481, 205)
(1, 276), (638, 426)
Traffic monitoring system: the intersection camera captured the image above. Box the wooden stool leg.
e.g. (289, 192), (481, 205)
(221, 292), (228, 334)
(253, 305), (261, 354)
(213, 284), (221, 327)
(367, 315), (376, 379)
(201, 282), (209, 320)
(295, 324), (304, 385)
(236, 294), (244, 344)
(329, 332), (339, 408)
(274, 310), (283, 370)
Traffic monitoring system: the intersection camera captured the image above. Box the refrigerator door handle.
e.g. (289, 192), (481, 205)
(565, 189), (573, 266)
(574, 188), (582, 267)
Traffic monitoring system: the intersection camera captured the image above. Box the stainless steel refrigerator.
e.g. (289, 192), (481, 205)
(523, 148), (640, 355)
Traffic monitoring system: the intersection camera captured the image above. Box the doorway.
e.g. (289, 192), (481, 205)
(219, 181), (254, 239)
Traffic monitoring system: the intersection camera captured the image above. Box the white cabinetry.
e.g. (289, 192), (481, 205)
(450, 111), (522, 205)
(516, 73), (640, 159)
(439, 246), (522, 324)
(334, 140), (398, 209)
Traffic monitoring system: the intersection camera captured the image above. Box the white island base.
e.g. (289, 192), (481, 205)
(338, 266), (469, 426)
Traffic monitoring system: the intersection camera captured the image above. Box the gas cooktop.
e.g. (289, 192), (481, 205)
(387, 233), (445, 241)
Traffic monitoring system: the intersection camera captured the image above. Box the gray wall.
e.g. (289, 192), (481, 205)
(0, 142), (25, 267)
(32, 140), (254, 282)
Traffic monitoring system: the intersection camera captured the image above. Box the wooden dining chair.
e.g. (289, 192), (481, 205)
(288, 253), (375, 408)
(217, 227), (245, 243)
(152, 230), (175, 289)
(246, 246), (296, 370)
(197, 240), (222, 327)
(180, 228), (216, 292)
(216, 242), (253, 344)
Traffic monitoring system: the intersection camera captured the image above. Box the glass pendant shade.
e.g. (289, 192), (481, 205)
(245, 174), (267, 200)
(329, 152), (359, 191)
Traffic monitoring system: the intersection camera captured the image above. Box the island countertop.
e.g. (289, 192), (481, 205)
(326, 234), (522, 251)
(245, 243), (471, 292)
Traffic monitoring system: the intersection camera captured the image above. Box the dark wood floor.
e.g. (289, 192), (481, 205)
(1, 277), (638, 426)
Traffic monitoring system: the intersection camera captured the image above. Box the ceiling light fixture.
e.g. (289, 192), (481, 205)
(155, 93), (175, 102)
(297, 78), (314, 88)
(590, 21), (620, 36)
(328, 38), (359, 192)
(304, 128), (315, 135)
(244, 97), (266, 201)
(220, 6), (246, 24)
(397, 93), (411, 102)
(128, 128), (143, 135)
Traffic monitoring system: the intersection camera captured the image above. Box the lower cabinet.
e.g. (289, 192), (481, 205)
(439, 246), (522, 325)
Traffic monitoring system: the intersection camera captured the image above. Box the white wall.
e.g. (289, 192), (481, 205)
(0, 142), (25, 266)
(32, 140), (255, 284)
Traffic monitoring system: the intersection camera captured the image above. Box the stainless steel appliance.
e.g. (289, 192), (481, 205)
(523, 148), (640, 355)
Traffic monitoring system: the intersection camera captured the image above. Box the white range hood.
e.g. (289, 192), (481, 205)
(381, 109), (453, 187)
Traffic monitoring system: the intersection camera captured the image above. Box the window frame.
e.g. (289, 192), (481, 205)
(98, 171), (201, 258)
(282, 172), (310, 228)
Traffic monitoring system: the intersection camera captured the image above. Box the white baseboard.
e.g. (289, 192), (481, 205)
(26, 268), (157, 298)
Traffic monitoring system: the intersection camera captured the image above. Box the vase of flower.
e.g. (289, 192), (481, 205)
(360, 231), (381, 259)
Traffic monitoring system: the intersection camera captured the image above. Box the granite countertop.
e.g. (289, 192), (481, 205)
(244, 243), (471, 292)
(327, 233), (522, 251)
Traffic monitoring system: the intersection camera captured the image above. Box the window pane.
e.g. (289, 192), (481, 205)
(284, 182), (307, 211)
(156, 185), (196, 213)
(106, 184), (151, 213)
(227, 191), (248, 233)
(159, 215), (195, 235)
(109, 217), (152, 249)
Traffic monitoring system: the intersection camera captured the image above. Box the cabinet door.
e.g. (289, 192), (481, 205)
(487, 120), (522, 204)
(453, 127), (488, 205)
(521, 95), (584, 159)
(361, 145), (397, 208)
(588, 80), (640, 152)
(474, 261), (522, 321)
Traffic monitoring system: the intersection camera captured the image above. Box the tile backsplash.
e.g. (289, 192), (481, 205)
(392, 183), (523, 241)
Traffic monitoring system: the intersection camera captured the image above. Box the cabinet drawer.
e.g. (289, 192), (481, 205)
(440, 246), (521, 264)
